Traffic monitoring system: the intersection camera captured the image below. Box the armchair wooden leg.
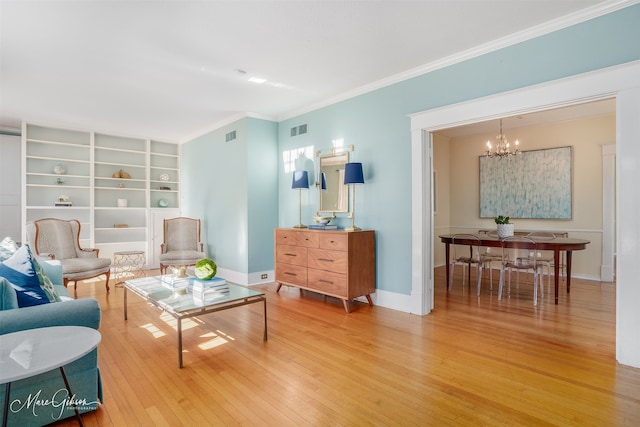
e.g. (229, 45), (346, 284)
(104, 271), (111, 292)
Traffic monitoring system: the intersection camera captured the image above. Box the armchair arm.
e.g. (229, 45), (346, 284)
(77, 248), (100, 258)
(198, 242), (204, 252)
(37, 252), (55, 260)
(0, 298), (101, 335)
(160, 243), (167, 254)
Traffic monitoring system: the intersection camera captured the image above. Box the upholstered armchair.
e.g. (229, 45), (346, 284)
(159, 217), (205, 274)
(26, 218), (111, 297)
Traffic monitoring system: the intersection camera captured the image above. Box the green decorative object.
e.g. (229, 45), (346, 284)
(195, 259), (217, 280)
(158, 199), (168, 207)
(493, 215), (510, 224)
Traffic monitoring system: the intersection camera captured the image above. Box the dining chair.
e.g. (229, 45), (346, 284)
(498, 236), (545, 305)
(448, 234), (487, 297)
(519, 231), (556, 291)
(481, 230), (501, 289)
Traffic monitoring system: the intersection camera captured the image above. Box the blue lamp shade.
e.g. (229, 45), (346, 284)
(344, 162), (364, 185)
(292, 170), (309, 189)
(321, 172), (327, 190)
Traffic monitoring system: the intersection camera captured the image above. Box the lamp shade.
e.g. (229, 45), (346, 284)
(292, 170), (309, 189)
(321, 172), (327, 190)
(344, 162), (364, 185)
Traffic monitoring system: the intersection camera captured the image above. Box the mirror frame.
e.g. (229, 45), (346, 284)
(315, 146), (353, 219)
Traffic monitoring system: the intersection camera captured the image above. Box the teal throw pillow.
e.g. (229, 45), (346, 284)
(0, 245), (50, 307)
(0, 277), (19, 310)
(0, 236), (19, 262)
(32, 256), (62, 303)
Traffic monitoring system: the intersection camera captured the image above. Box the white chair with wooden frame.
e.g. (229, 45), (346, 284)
(158, 217), (206, 274)
(26, 218), (111, 298)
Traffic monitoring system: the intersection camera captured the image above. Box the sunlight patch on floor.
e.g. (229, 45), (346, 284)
(198, 331), (230, 350)
(140, 323), (166, 338)
(159, 312), (199, 331)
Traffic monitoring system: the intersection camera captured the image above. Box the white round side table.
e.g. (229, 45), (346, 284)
(0, 326), (101, 426)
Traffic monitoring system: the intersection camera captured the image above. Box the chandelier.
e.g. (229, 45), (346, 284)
(485, 119), (520, 158)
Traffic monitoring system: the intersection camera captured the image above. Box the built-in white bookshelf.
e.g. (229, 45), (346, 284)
(150, 140), (179, 209)
(22, 122), (180, 263)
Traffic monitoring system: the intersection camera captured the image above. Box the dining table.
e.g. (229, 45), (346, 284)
(439, 233), (590, 304)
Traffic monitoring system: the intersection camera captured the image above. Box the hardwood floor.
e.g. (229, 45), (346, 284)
(51, 267), (640, 426)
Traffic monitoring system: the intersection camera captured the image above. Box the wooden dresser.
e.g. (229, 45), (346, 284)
(274, 228), (375, 313)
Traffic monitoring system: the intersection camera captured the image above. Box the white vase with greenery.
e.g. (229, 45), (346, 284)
(494, 215), (514, 239)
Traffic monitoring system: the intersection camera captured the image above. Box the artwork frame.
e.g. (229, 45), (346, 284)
(479, 146), (572, 219)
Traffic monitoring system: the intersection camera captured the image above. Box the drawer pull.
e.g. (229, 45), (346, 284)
(285, 272), (297, 277)
(318, 279), (334, 285)
(318, 258), (333, 262)
(284, 253), (297, 257)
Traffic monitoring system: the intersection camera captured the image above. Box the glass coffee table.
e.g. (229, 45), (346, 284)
(124, 276), (267, 368)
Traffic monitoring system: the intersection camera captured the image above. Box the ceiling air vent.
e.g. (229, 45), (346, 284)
(290, 124), (308, 137)
(225, 130), (236, 142)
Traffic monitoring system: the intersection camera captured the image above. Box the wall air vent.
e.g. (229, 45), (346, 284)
(225, 130), (236, 142)
(290, 124), (308, 137)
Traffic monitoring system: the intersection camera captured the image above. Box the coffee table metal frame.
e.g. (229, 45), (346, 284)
(124, 276), (267, 368)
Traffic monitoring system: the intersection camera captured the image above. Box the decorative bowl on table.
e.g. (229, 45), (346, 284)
(314, 216), (332, 225)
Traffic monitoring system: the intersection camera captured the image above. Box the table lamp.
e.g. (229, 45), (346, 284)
(344, 162), (364, 231)
(292, 170), (309, 228)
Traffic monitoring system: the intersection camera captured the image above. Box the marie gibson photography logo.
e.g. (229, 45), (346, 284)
(9, 388), (99, 421)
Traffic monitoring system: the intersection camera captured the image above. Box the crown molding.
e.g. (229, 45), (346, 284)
(278, 0), (639, 122)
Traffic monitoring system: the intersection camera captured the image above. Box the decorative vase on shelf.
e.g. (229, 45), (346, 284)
(53, 164), (66, 175)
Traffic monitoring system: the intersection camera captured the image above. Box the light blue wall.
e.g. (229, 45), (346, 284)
(182, 117), (278, 275)
(247, 118), (279, 272)
(183, 5), (640, 290)
(278, 4), (640, 295)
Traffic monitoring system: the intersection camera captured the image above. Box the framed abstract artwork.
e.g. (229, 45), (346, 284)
(479, 146), (572, 219)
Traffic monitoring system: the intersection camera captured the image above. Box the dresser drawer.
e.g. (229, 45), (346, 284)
(275, 229), (300, 246)
(297, 232), (319, 248)
(307, 269), (347, 298)
(308, 248), (348, 274)
(275, 263), (307, 287)
(319, 233), (348, 251)
(276, 244), (307, 267)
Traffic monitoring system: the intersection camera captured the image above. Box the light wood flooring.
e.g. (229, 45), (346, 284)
(51, 267), (640, 426)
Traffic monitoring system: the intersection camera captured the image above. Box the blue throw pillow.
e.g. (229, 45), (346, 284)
(0, 245), (50, 307)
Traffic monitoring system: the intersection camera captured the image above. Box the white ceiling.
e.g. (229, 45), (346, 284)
(0, 0), (626, 142)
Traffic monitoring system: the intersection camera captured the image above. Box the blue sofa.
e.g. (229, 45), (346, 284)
(0, 259), (103, 427)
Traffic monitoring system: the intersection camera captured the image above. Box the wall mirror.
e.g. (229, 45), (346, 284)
(316, 148), (351, 216)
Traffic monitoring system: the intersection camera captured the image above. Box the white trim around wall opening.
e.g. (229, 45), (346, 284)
(409, 60), (640, 368)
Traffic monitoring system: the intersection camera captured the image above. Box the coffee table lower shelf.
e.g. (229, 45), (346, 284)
(124, 276), (267, 368)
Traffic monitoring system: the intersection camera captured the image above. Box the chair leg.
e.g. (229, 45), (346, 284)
(533, 271), (538, 306)
(498, 266), (505, 300)
(104, 271), (111, 292)
(476, 264), (482, 297)
(448, 263), (455, 291)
